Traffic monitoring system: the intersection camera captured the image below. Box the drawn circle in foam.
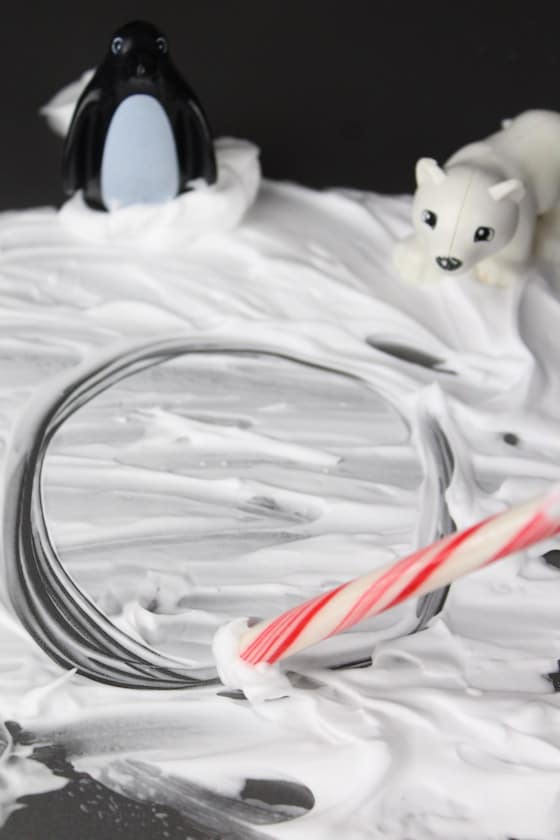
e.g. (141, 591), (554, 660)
(3, 337), (452, 689)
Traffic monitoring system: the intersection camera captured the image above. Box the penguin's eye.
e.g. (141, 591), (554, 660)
(474, 226), (495, 242)
(422, 209), (437, 229)
(156, 36), (168, 54)
(111, 36), (124, 55)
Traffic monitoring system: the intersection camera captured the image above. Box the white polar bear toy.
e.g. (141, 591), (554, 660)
(394, 110), (560, 285)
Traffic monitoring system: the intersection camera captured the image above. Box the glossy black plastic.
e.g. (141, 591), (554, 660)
(62, 20), (217, 211)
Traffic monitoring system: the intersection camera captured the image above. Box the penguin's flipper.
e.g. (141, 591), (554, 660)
(62, 96), (99, 197)
(171, 81), (217, 188)
(187, 99), (218, 186)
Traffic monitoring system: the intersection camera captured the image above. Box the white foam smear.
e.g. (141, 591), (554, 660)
(40, 69), (95, 137)
(213, 619), (293, 703)
(0, 87), (559, 839)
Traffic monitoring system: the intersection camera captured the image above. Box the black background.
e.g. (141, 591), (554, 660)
(1, 0), (560, 209)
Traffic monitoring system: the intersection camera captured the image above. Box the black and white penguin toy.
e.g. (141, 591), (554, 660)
(62, 20), (217, 211)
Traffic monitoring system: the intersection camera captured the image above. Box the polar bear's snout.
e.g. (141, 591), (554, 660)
(436, 256), (463, 271)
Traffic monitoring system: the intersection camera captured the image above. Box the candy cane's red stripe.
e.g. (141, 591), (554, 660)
(241, 599), (317, 663)
(241, 584), (345, 664)
(381, 521), (482, 613)
(243, 584), (349, 664)
(241, 598), (317, 663)
(329, 549), (424, 636)
(331, 522), (482, 635)
(485, 509), (560, 565)
(263, 585), (346, 664)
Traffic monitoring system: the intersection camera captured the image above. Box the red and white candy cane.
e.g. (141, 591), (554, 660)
(238, 484), (560, 665)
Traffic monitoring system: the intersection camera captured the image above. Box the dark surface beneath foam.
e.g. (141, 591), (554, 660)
(1, 721), (314, 840)
(543, 549), (560, 570)
(366, 338), (456, 375)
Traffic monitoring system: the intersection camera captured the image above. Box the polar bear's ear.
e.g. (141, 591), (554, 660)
(489, 179), (525, 204)
(415, 158), (446, 187)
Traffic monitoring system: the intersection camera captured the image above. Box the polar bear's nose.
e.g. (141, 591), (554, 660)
(436, 256), (463, 271)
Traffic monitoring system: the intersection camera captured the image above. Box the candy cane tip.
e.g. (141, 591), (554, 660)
(212, 617), (292, 701)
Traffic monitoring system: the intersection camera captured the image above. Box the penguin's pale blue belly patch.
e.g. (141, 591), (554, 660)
(100, 94), (180, 208)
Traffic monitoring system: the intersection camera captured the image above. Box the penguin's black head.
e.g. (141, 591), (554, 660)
(108, 21), (170, 80)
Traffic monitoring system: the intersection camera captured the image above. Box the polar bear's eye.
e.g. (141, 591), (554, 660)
(422, 210), (437, 228)
(474, 226), (495, 242)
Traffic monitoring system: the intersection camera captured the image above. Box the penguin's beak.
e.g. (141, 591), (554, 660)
(134, 53), (156, 78)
